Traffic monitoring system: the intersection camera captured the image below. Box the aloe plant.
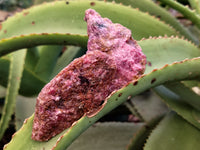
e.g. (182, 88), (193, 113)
(0, 0), (200, 149)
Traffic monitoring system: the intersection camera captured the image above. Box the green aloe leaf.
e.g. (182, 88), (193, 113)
(34, 0), (53, 4)
(124, 35), (200, 142)
(0, 58), (10, 87)
(158, 0), (200, 30)
(144, 112), (200, 150)
(182, 80), (200, 97)
(0, 57), (46, 96)
(19, 68), (45, 96)
(4, 57), (200, 150)
(0, 85), (6, 98)
(105, 0), (197, 43)
(127, 90), (168, 122)
(68, 122), (143, 150)
(32, 0), (63, 82)
(127, 116), (163, 150)
(24, 47), (39, 71)
(34, 45), (62, 82)
(139, 37), (200, 74)
(13, 46), (85, 96)
(189, 0), (200, 14)
(183, 80), (200, 87)
(153, 85), (200, 130)
(140, 37), (200, 127)
(51, 46), (86, 78)
(15, 96), (36, 130)
(0, 0), (178, 56)
(0, 49), (26, 140)
(165, 82), (200, 110)
(0, 33), (87, 57)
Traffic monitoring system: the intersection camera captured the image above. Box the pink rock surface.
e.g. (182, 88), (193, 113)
(32, 9), (146, 141)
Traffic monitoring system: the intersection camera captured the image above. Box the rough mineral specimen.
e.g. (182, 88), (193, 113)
(32, 9), (146, 141)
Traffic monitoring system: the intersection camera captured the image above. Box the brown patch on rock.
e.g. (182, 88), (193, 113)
(151, 78), (156, 84)
(90, 2), (95, 6)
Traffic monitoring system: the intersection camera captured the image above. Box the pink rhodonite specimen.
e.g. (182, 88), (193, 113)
(32, 9), (146, 141)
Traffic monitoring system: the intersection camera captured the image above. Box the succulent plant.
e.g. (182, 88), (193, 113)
(0, 0), (200, 150)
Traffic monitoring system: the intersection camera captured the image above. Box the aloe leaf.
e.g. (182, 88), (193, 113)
(0, 1), (177, 38)
(0, 85), (6, 98)
(4, 57), (200, 150)
(144, 112), (200, 150)
(19, 68), (45, 96)
(0, 58), (10, 87)
(145, 37), (200, 127)
(0, 1), (179, 56)
(4, 118), (143, 150)
(4, 114), (65, 150)
(127, 116), (163, 150)
(141, 37), (200, 127)
(34, 45), (62, 82)
(188, 25), (200, 42)
(34, 0), (53, 4)
(0, 47), (44, 96)
(31, 0), (63, 82)
(105, 0), (197, 43)
(182, 80), (200, 96)
(0, 57), (46, 96)
(154, 85), (200, 130)
(183, 80), (200, 87)
(189, 0), (200, 14)
(139, 36), (200, 111)
(139, 37), (200, 74)
(15, 96), (36, 130)
(124, 100), (145, 122)
(141, 38), (200, 127)
(165, 82), (200, 110)
(0, 49), (26, 140)
(0, 33), (88, 57)
(68, 122), (143, 150)
(128, 91), (168, 122)
(24, 47), (39, 71)
(158, 0), (200, 29)
(51, 46), (86, 78)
